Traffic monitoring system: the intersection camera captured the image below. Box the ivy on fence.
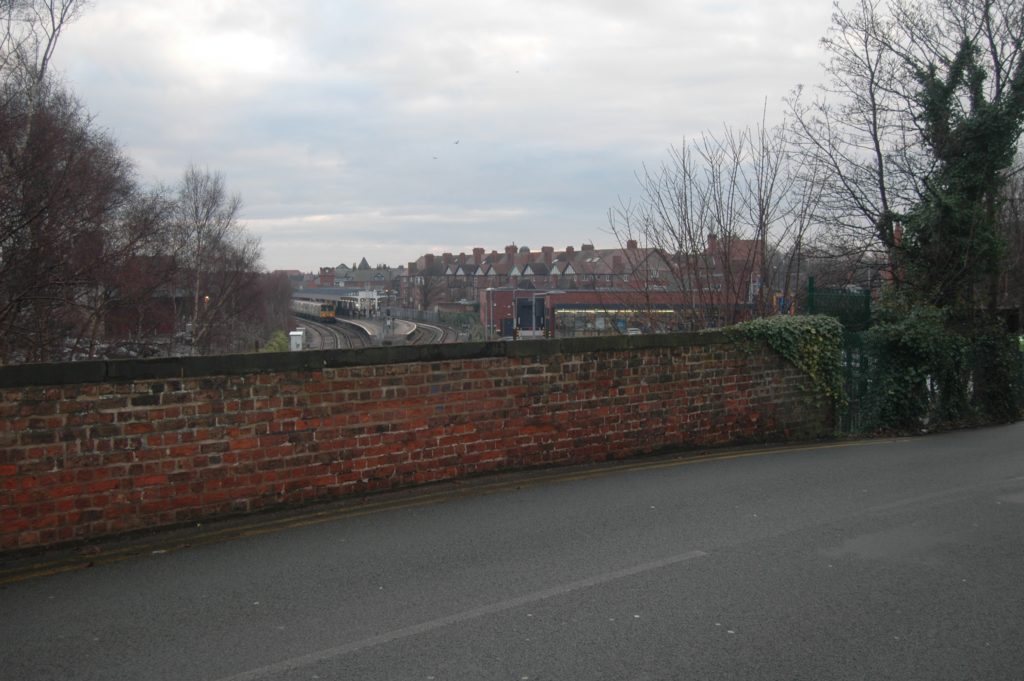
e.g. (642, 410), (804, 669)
(860, 303), (1022, 432)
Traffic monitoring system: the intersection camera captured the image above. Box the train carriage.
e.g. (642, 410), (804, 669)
(290, 299), (336, 322)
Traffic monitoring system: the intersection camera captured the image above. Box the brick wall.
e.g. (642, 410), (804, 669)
(0, 332), (833, 552)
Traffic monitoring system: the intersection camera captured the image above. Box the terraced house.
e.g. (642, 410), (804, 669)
(399, 237), (775, 336)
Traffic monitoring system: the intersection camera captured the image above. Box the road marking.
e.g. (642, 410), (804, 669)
(866, 476), (1024, 514)
(0, 438), (894, 585)
(212, 549), (708, 681)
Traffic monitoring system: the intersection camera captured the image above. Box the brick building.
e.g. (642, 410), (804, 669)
(400, 237), (769, 334)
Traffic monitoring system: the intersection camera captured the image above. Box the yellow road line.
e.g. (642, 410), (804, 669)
(0, 437), (897, 586)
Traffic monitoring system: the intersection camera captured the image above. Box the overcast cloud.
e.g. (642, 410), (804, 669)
(53, 0), (834, 272)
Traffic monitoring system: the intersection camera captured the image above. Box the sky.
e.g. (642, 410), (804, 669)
(53, 0), (835, 273)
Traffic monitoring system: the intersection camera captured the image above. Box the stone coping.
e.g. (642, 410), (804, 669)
(0, 332), (732, 388)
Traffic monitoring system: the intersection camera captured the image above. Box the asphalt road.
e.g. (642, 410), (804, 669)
(2, 424), (1024, 681)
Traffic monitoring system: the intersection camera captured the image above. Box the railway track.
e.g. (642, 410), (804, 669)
(335, 320), (372, 348)
(296, 319), (338, 350)
(297, 317), (457, 349)
(294, 318), (369, 350)
(410, 321), (465, 344)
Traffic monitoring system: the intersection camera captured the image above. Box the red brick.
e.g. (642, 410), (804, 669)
(87, 479), (120, 494)
(229, 437), (260, 451)
(0, 338), (828, 552)
(46, 484), (83, 499)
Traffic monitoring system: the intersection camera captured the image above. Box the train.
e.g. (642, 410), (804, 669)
(290, 298), (336, 322)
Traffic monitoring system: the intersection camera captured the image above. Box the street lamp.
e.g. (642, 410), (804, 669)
(530, 292), (544, 337)
(544, 290), (564, 338)
(485, 288), (494, 340)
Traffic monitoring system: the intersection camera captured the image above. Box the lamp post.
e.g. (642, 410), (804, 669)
(528, 292), (547, 338)
(485, 288), (493, 340)
(544, 290), (564, 338)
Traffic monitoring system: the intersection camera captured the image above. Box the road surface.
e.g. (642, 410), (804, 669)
(2, 424), (1023, 680)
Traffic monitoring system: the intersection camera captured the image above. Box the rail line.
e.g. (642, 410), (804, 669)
(334, 320), (372, 348)
(409, 321), (456, 344)
(294, 316), (458, 349)
(294, 318), (369, 350)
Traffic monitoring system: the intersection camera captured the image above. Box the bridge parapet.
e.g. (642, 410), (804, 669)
(0, 332), (832, 552)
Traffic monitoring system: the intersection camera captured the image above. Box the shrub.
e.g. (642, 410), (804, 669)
(863, 306), (970, 430)
(862, 302), (1022, 431)
(969, 326), (1023, 424)
(261, 330), (290, 353)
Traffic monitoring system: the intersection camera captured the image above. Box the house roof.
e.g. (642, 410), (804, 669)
(398, 240), (762, 291)
(523, 262), (550, 276)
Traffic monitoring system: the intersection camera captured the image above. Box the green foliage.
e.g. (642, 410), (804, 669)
(855, 300), (1023, 431)
(863, 305), (970, 430)
(260, 330), (290, 353)
(735, 315), (845, 406)
(968, 326), (1024, 424)
(902, 37), (1024, 311)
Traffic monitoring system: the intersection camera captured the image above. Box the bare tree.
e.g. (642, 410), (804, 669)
(0, 80), (140, 362)
(2, 0), (87, 86)
(0, 2), (283, 362)
(787, 0), (1024, 300)
(241, 270), (293, 351)
(0, 0), (111, 362)
(72, 188), (177, 357)
(609, 117), (816, 329)
(404, 261), (447, 312)
(172, 165), (262, 354)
